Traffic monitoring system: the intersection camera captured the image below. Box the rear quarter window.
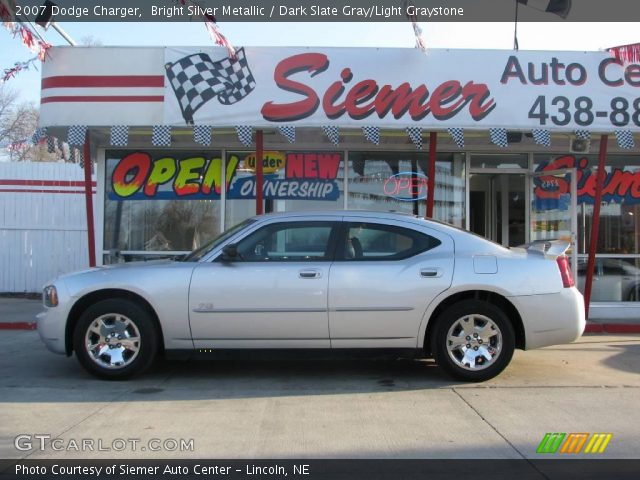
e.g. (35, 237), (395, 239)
(341, 222), (441, 261)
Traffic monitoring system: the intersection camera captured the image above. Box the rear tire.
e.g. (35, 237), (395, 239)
(431, 299), (515, 382)
(73, 299), (159, 380)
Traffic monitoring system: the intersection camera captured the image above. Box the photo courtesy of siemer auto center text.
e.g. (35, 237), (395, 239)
(1, 0), (640, 479)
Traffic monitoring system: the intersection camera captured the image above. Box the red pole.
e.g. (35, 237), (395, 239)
(255, 129), (264, 215)
(426, 131), (437, 218)
(583, 134), (608, 318)
(83, 130), (96, 267)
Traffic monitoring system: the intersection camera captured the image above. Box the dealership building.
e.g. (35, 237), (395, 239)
(38, 45), (640, 320)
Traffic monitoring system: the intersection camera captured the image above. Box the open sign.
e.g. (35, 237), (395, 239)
(383, 172), (429, 201)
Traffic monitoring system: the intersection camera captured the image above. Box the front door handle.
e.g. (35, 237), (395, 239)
(420, 268), (443, 278)
(299, 269), (321, 279)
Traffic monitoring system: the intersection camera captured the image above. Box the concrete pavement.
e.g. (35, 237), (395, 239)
(1, 329), (639, 459)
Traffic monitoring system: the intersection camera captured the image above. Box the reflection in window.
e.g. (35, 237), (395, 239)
(347, 152), (465, 228)
(104, 151), (222, 261)
(534, 154), (640, 255)
(576, 257), (640, 302)
(236, 222), (334, 262)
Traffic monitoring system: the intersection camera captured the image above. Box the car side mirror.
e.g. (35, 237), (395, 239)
(221, 244), (239, 262)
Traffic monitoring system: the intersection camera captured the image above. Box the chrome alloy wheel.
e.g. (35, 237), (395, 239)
(84, 313), (141, 369)
(446, 314), (503, 371)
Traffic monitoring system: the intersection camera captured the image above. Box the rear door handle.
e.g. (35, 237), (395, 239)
(299, 269), (321, 279)
(420, 268), (443, 278)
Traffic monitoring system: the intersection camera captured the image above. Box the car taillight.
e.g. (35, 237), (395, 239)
(556, 255), (574, 288)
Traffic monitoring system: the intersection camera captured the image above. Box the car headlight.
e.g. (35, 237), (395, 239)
(43, 285), (58, 307)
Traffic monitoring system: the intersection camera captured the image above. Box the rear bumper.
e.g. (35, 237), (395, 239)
(510, 287), (585, 350)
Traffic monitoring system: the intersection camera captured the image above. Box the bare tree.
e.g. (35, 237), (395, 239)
(0, 86), (61, 162)
(80, 35), (103, 46)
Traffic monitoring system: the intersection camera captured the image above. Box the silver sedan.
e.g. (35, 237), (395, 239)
(38, 211), (585, 382)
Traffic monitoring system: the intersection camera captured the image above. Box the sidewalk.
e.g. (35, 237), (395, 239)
(0, 297), (41, 330)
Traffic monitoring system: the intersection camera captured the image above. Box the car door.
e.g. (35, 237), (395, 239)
(188, 220), (339, 349)
(328, 217), (454, 348)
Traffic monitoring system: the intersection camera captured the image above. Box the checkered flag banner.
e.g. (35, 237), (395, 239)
(46, 136), (56, 153)
(110, 126), (129, 147)
(362, 126), (380, 145)
(31, 127), (47, 145)
(322, 126), (340, 146)
(166, 47), (256, 124)
(236, 126), (253, 147)
(67, 125), (87, 146)
(574, 130), (591, 141)
(152, 125), (172, 146)
(193, 125), (213, 146)
(489, 128), (508, 148)
(615, 130), (635, 149)
(447, 128), (464, 149)
(406, 127), (422, 150)
(532, 128), (551, 147)
(278, 126), (296, 144)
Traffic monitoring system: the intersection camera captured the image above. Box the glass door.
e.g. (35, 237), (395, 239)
(469, 173), (526, 247)
(528, 168), (578, 279)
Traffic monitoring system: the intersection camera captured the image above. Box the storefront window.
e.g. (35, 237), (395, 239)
(534, 153), (640, 302)
(471, 153), (528, 169)
(104, 150), (222, 262)
(347, 152), (466, 228)
(224, 150), (344, 228)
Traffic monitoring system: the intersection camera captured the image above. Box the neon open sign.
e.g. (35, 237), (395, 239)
(383, 172), (429, 201)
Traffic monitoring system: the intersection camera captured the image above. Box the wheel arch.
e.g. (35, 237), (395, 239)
(65, 289), (164, 356)
(421, 289), (526, 354)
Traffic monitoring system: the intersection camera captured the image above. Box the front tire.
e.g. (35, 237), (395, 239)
(431, 299), (515, 382)
(73, 299), (159, 379)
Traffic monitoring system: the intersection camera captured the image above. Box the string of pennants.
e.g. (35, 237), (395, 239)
(110, 124), (636, 150)
(6, 125), (637, 165)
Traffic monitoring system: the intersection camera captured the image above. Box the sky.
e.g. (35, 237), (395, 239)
(1, 21), (640, 105)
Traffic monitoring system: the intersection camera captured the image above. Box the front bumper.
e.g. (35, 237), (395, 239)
(511, 287), (586, 350)
(37, 282), (72, 355)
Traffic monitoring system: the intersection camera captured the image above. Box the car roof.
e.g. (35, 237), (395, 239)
(254, 210), (416, 220)
(252, 209), (466, 236)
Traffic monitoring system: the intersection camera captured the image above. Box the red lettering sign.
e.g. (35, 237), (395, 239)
(261, 54), (496, 123)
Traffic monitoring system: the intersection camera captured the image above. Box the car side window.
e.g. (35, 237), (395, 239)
(234, 222), (335, 262)
(341, 222), (441, 261)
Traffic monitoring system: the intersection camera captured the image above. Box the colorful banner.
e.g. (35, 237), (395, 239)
(533, 155), (640, 211)
(108, 151), (341, 201)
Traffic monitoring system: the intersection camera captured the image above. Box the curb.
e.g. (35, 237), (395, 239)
(1, 322), (640, 334)
(0, 322), (37, 330)
(583, 323), (640, 334)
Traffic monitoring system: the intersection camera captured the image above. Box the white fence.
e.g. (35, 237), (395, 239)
(0, 162), (96, 293)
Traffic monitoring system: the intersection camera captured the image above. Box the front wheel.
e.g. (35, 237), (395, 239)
(431, 299), (515, 382)
(73, 299), (159, 379)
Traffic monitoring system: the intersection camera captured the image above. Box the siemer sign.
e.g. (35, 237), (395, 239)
(163, 47), (640, 131)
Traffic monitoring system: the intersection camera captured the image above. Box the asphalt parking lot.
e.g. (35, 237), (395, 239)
(1, 329), (639, 460)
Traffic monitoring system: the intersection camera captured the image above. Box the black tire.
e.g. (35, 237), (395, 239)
(73, 299), (159, 380)
(431, 299), (515, 382)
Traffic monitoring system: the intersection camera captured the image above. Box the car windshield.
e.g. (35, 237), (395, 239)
(183, 219), (255, 262)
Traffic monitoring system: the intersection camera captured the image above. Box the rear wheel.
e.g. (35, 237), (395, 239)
(73, 299), (159, 379)
(432, 299), (515, 382)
